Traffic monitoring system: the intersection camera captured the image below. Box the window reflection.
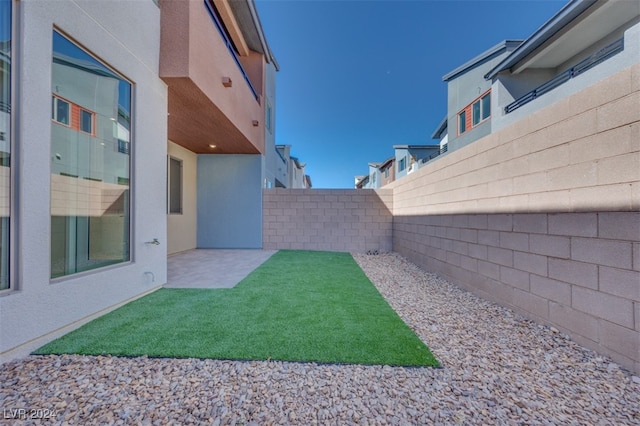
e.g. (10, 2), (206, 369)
(51, 31), (132, 278)
(0, 0), (11, 290)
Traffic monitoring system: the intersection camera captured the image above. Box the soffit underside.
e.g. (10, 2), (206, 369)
(164, 77), (261, 155)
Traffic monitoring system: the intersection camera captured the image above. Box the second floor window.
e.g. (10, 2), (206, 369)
(458, 90), (491, 135)
(52, 96), (70, 126)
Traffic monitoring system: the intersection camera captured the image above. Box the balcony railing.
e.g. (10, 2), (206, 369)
(504, 37), (624, 114)
(425, 144), (449, 162)
(204, 0), (259, 102)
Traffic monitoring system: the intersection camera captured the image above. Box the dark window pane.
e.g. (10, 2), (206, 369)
(56, 99), (69, 125)
(482, 93), (491, 120)
(472, 100), (481, 125)
(459, 111), (466, 134)
(169, 158), (182, 214)
(80, 109), (92, 133)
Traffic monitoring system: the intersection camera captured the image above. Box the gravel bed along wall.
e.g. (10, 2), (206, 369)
(1, 252), (638, 425)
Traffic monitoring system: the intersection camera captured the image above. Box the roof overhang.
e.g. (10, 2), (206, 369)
(227, 0), (280, 70)
(485, 0), (639, 79)
(431, 117), (448, 140)
(442, 40), (523, 82)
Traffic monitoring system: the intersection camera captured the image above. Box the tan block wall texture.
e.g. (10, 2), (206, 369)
(393, 212), (640, 373)
(390, 65), (640, 373)
(263, 189), (392, 253)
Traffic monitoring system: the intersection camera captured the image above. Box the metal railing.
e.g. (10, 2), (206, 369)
(0, 100), (9, 114)
(426, 144), (449, 162)
(204, 0), (259, 102)
(504, 38), (624, 114)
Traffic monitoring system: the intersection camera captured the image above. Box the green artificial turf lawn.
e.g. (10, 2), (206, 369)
(34, 250), (439, 367)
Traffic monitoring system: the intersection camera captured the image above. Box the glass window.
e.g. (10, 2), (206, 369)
(168, 157), (182, 214)
(266, 101), (272, 133)
(472, 100), (481, 125)
(482, 92), (491, 120)
(0, 0), (11, 289)
(459, 111), (466, 134)
(52, 96), (70, 125)
(51, 31), (132, 278)
(80, 109), (93, 134)
(399, 157), (406, 172)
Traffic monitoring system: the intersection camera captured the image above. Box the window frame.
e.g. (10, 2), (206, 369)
(265, 101), (272, 133)
(458, 90), (491, 135)
(50, 28), (134, 280)
(0, 0), (13, 292)
(458, 110), (466, 135)
(51, 95), (71, 127)
(168, 156), (183, 215)
(79, 108), (94, 135)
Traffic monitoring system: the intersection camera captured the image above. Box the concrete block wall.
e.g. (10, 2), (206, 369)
(390, 65), (640, 373)
(393, 212), (639, 372)
(263, 188), (392, 253)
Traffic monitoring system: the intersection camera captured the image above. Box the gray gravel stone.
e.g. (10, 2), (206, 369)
(0, 252), (638, 425)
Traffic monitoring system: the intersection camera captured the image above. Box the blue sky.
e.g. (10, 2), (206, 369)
(255, 0), (567, 188)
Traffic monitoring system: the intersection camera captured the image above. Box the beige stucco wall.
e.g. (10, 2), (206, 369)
(167, 141), (197, 255)
(388, 63), (640, 216)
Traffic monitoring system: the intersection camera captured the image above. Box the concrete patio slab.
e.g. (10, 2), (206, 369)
(165, 249), (278, 289)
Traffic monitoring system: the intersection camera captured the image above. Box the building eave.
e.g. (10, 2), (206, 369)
(442, 40), (523, 82)
(484, 0), (597, 80)
(431, 116), (448, 140)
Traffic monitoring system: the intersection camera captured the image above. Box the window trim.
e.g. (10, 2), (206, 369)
(168, 156), (183, 215)
(0, 0), (13, 292)
(458, 90), (491, 135)
(50, 28), (135, 280)
(79, 108), (95, 135)
(398, 157), (406, 172)
(51, 95), (71, 127)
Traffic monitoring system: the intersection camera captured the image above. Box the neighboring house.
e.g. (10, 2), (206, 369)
(303, 174), (313, 189)
(355, 175), (369, 190)
(274, 144), (312, 188)
(379, 157), (396, 187)
(367, 162), (382, 189)
(439, 0), (639, 157)
(394, 145), (441, 179)
(290, 157), (309, 189)
(442, 40), (522, 154)
(431, 117), (448, 153)
(162, 0), (279, 252)
(359, 157), (396, 189)
(487, 0), (640, 132)
(0, 0), (280, 361)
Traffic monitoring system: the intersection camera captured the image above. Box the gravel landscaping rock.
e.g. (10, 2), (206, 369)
(1, 252), (638, 425)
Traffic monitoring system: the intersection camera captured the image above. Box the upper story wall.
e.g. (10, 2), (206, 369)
(388, 63), (640, 216)
(493, 17), (640, 133)
(446, 46), (517, 152)
(159, 0), (265, 155)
